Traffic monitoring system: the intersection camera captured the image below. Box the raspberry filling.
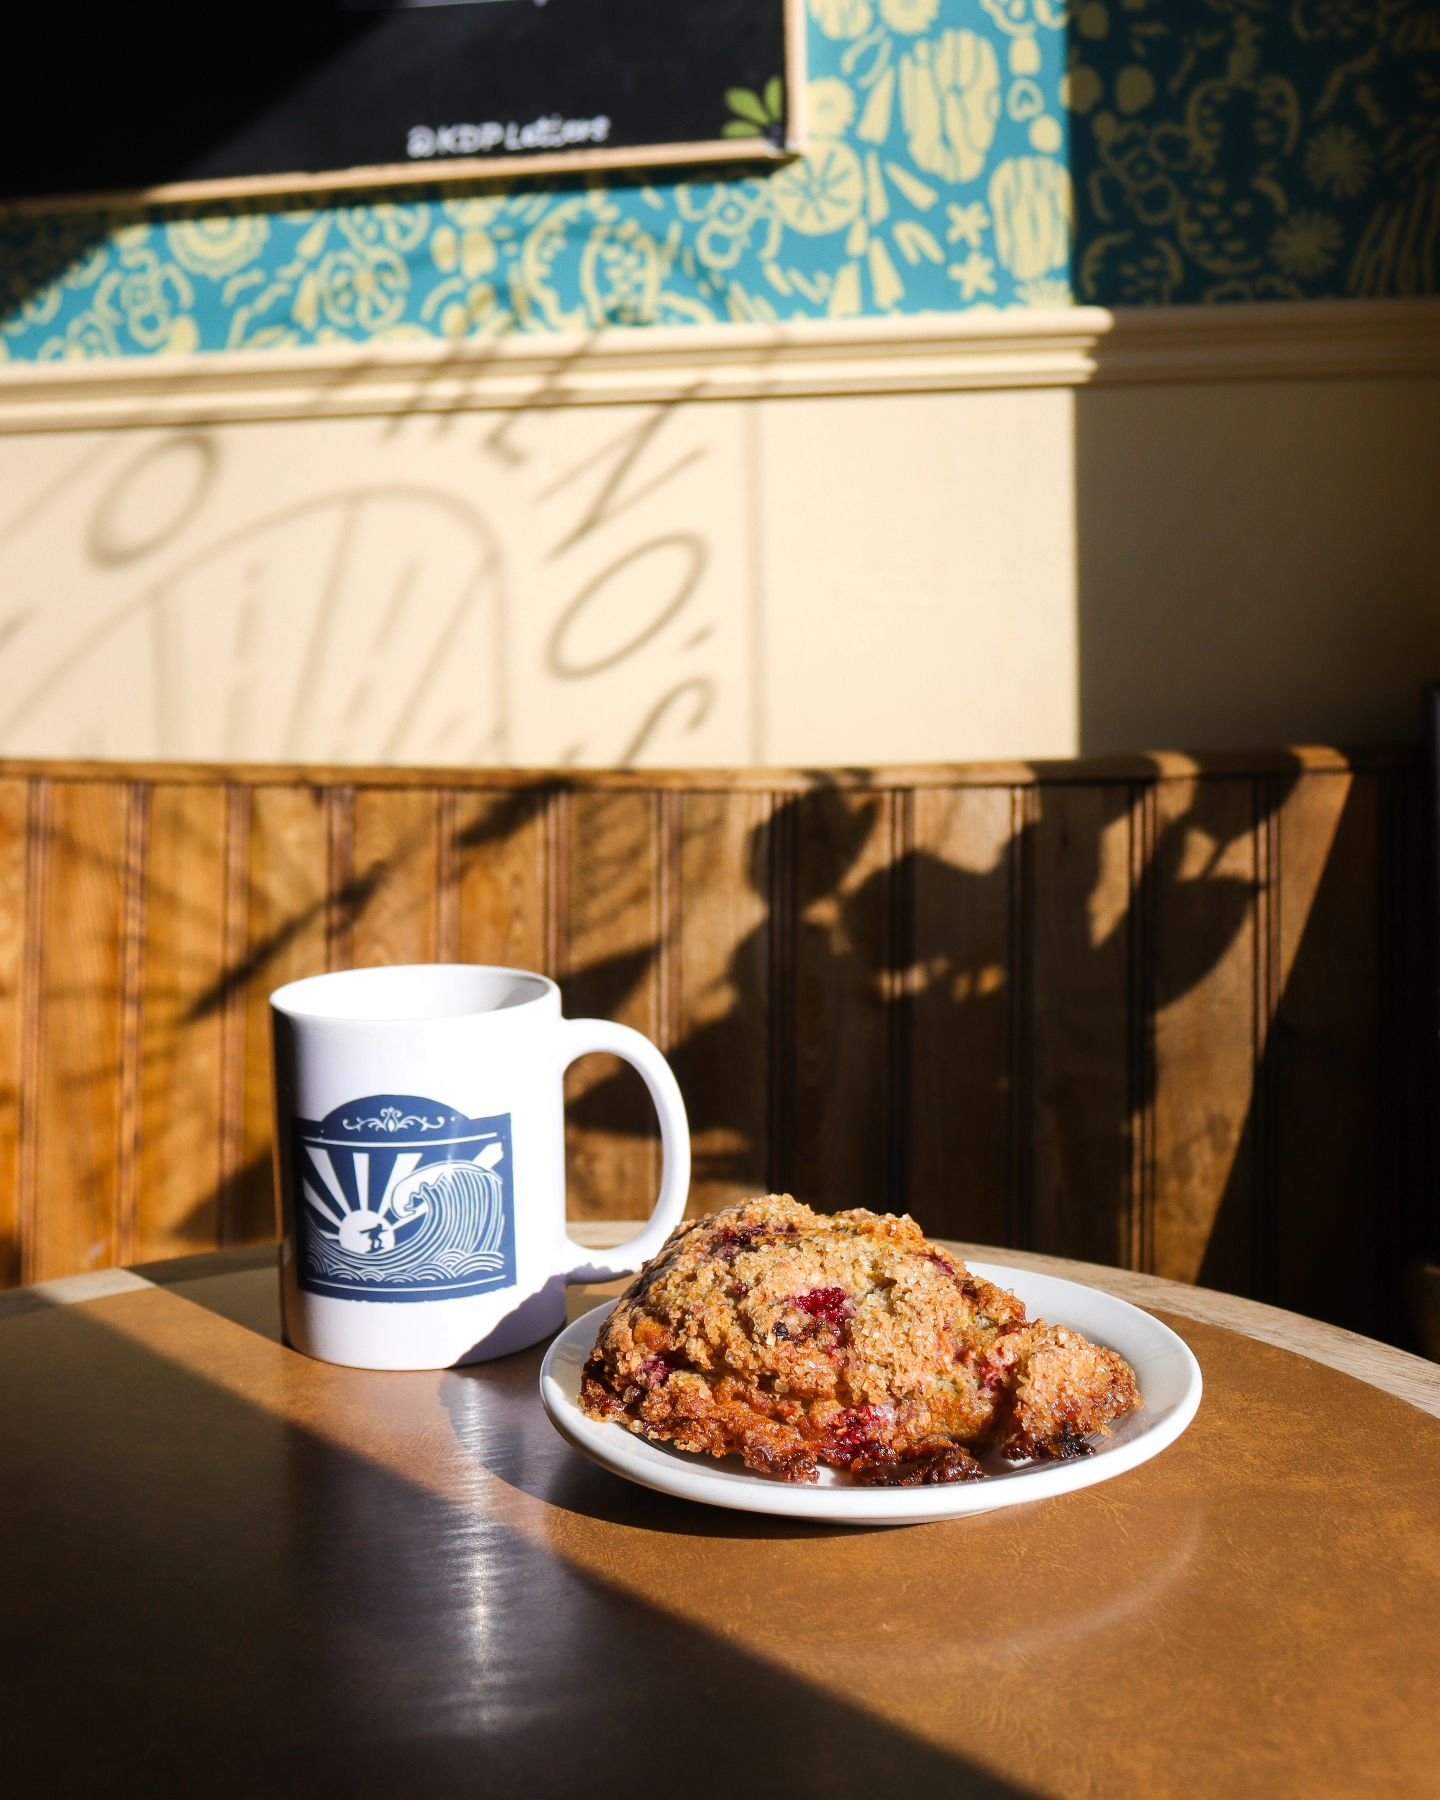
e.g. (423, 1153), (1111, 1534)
(791, 1286), (853, 1330)
(633, 1351), (685, 1390)
(821, 1404), (892, 1466)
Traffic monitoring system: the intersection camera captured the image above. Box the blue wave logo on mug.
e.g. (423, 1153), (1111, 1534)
(292, 1095), (516, 1303)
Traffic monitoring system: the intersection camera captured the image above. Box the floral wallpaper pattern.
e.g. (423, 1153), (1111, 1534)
(1, 0), (1435, 361)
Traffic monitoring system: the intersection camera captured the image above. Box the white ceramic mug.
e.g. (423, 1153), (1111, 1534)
(269, 963), (690, 1370)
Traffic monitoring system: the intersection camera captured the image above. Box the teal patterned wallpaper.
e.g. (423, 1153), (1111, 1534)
(1, 0), (1436, 362)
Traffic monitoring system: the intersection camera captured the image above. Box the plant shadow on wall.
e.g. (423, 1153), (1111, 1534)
(108, 766), (1273, 1268)
(7, 751), (1419, 1345)
(199, 755), (1414, 1342)
(562, 755), (1422, 1343)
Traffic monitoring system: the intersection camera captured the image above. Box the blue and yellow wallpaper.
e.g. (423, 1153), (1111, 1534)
(1, 0), (1436, 361)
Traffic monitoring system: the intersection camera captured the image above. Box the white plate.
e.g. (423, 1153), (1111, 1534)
(539, 1262), (1203, 1525)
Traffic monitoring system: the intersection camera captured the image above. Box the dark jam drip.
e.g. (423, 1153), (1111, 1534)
(850, 1446), (985, 1487)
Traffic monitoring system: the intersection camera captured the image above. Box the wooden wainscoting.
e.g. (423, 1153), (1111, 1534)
(0, 751), (1422, 1342)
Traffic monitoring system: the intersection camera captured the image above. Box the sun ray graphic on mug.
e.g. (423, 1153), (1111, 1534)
(303, 1179), (346, 1231)
(307, 1147), (353, 1216)
(289, 1094), (520, 1300)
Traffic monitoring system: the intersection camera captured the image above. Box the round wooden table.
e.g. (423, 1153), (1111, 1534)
(3, 1240), (1438, 1797)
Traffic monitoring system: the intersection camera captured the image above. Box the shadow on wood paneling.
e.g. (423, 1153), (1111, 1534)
(0, 752), (1422, 1345)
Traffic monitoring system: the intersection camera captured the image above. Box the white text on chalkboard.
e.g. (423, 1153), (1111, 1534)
(407, 116), (612, 159)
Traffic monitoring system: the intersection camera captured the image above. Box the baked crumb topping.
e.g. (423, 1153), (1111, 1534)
(579, 1195), (1141, 1486)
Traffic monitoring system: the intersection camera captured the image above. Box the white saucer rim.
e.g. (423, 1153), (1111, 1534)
(539, 1261), (1203, 1525)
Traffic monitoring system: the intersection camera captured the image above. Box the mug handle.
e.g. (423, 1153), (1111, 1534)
(558, 1017), (691, 1284)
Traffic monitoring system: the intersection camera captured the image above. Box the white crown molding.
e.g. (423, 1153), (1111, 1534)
(1, 298), (1438, 433)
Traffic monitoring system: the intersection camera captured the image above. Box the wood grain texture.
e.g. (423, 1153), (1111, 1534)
(0, 779), (27, 1287)
(451, 786), (550, 972)
(1266, 771), (1384, 1335)
(0, 746), (1403, 791)
(0, 753), (1424, 1350)
(673, 789), (774, 1215)
(559, 789), (663, 1221)
(908, 786), (1016, 1246)
(1149, 777), (1259, 1291)
(785, 786), (897, 1216)
(6, 1264), (1440, 1798)
(232, 785), (331, 1247)
(135, 784), (229, 1263)
(29, 781), (132, 1281)
(348, 786), (441, 968)
(1028, 783), (1137, 1268)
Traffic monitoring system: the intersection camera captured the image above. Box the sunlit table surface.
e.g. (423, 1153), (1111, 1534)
(3, 1236), (1437, 1798)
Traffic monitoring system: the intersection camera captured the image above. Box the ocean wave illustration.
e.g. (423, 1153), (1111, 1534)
(305, 1159), (506, 1286)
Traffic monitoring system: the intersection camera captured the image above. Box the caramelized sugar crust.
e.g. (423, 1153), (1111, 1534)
(580, 1196), (1141, 1485)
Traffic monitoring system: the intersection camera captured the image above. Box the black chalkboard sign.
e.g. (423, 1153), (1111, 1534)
(2, 0), (804, 208)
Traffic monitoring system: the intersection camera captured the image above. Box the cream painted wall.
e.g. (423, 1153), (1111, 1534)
(759, 387), (1077, 763)
(0, 314), (1435, 769)
(1070, 375), (1440, 754)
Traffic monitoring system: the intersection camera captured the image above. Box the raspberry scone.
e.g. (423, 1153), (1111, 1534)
(579, 1195), (1140, 1486)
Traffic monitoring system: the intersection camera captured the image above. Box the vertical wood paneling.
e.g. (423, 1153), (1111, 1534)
(325, 786), (356, 971)
(451, 786), (551, 973)
(1127, 783), (1157, 1274)
(1266, 772), (1381, 1334)
(218, 784), (252, 1246)
(1009, 785), (1038, 1249)
(674, 789), (774, 1216)
(0, 756), (1418, 1341)
(888, 791), (914, 1222)
(765, 789), (797, 1198)
(908, 786), (1015, 1245)
(15, 779), (46, 1282)
(348, 787), (440, 967)
(1376, 765), (1424, 1319)
(1150, 777), (1260, 1290)
(115, 788), (146, 1261)
(233, 785), (331, 1247)
(1028, 784), (1135, 1267)
(135, 784), (230, 1262)
(787, 787), (895, 1214)
(30, 781), (131, 1280)
(560, 790), (663, 1221)
(0, 779), (27, 1286)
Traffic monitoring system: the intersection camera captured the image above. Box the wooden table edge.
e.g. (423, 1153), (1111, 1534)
(5, 1227), (1437, 1422)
